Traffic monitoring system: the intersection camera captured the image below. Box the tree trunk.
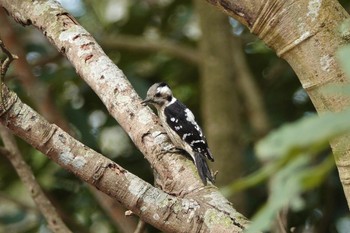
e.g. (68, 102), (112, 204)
(194, 0), (247, 212)
(207, 0), (350, 207)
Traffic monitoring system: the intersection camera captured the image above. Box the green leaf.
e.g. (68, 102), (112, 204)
(221, 156), (287, 195)
(222, 110), (345, 196)
(256, 110), (350, 161)
(339, 19), (350, 40)
(320, 84), (350, 97)
(299, 154), (335, 190)
(246, 155), (310, 233)
(246, 154), (334, 233)
(337, 44), (350, 78)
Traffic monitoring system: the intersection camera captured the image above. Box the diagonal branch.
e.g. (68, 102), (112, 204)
(0, 9), (70, 132)
(0, 0), (200, 194)
(0, 85), (249, 232)
(0, 0), (250, 231)
(0, 10), (136, 230)
(0, 126), (72, 233)
(205, 0), (350, 207)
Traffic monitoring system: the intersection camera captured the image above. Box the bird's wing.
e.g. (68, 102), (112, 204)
(164, 100), (214, 161)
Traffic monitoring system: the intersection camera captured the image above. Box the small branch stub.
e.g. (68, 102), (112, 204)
(0, 39), (18, 105)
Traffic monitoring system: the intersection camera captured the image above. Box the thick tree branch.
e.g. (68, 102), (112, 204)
(0, 0), (200, 194)
(206, 0), (350, 206)
(0, 9), (70, 132)
(206, 0), (260, 27)
(0, 85), (248, 232)
(0, 11), (134, 229)
(0, 0), (251, 231)
(102, 32), (270, 138)
(0, 127), (72, 233)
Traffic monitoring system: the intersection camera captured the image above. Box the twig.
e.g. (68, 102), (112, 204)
(134, 219), (146, 233)
(0, 126), (72, 233)
(230, 37), (271, 138)
(276, 207), (288, 233)
(0, 40), (18, 78)
(89, 187), (138, 233)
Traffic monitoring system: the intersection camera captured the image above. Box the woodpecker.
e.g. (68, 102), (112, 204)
(141, 82), (215, 185)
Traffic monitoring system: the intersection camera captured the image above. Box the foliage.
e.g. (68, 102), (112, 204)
(1, 0), (350, 232)
(246, 110), (350, 232)
(222, 37), (350, 233)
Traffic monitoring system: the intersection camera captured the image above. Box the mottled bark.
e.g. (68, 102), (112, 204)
(0, 10), (136, 229)
(0, 10), (70, 132)
(0, 126), (72, 233)
(0, 85), (249, 233)
(207, 0), (350, 206)
(0, 0), (250, 231)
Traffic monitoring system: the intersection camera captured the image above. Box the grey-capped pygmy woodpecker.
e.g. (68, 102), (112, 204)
(141, 82), (215, 185)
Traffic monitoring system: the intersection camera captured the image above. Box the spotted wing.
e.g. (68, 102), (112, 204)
(164, 100), (214, 161)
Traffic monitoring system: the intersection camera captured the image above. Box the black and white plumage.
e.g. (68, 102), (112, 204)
(141, 82), (214, 185)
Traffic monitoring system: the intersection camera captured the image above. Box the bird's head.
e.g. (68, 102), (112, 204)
(141, 82), (173, 107)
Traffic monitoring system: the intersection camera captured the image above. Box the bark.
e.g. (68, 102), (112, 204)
(0, 85), (248, 232)
(0, 9), (70, 132)
(194, 0), (246, 211)
(0, 11), (137, 231)
(101, 33), (270, 138)
(97, 22), (270, 141)
(207, 0), (350, 206)
(0, 0), (250, 231)
(0, 126), (72, 233)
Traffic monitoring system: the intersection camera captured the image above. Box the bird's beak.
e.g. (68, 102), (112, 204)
(141, 98), (152, 106)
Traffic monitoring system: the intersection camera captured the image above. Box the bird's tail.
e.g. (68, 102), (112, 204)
(194, 152), (215, 185)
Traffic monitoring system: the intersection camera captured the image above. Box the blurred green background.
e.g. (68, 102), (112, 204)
(1, 0), (350, 232)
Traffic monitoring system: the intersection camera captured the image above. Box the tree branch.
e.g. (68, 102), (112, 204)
(0, 0), (251, 231)
(0, 10), (136, 230)
(206, 0), (350, 206)
(0, 9), (70, 132)
(0, 0), (198, 194)
(134, 220), (146, 233)
(0, 126), (72, 233)
(231, 37), (270, 137)
(0, 84), (249, 232)
(100, 35), (199, 65)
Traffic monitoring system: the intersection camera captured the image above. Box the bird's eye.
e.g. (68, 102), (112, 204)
(155, 93), (161, 97)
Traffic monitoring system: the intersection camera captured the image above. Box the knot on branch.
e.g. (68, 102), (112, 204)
(251, 0), (326, 57)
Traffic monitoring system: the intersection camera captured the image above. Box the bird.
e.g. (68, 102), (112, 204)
(141, 82), (215, 185)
